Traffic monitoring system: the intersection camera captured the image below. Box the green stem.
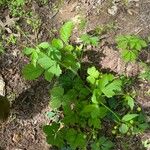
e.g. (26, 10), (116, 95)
(99, 101), (121, 122)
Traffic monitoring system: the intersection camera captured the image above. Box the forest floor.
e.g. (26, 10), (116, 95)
(0, 0), (150, 150)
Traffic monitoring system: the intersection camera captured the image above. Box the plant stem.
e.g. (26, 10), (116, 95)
(99, 101), (121, 122)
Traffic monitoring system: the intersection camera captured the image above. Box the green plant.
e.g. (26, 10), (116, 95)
(80, 34), (99, 46)
(10, 0), (25, 16)
(22, 21), (79, 81)
(139, 63), (150, 81)
(22, 21), (149, 149)
(94, 22), (116, 36)
(0, 0), (25, 16)
(40, 0), (48, 5)
(7, 34), (17, 45)
(116, 35), (147, 62)
(0, 42), (4, 54)
(26, 12), (41, 32)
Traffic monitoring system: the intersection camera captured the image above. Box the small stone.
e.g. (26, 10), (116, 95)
(108, 5), (118, 16)
(12, 133), (22, 143)
(0, 75), (5, 96)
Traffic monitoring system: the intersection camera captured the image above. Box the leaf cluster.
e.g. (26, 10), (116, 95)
(22, 21), (80, 81)
(22, 22), (149, 149)
(116, 35), (147, 62)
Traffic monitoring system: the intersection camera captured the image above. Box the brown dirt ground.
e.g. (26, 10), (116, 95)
(0, 0), (150, 150)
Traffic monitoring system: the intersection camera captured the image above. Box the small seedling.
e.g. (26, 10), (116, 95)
(116, 35), (147, 62)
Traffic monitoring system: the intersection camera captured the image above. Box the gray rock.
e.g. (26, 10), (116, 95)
(0, 75), (5, 96)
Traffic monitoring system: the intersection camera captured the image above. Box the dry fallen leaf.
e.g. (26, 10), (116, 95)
(0, 15), (19, 33)
(12, 132), (22, 143)
(5, 15), (19, 27)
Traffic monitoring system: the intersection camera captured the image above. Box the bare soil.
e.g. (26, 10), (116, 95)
(0, 0), (150, 150)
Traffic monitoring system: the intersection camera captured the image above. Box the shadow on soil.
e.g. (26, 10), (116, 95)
(11, 79), (52, 119)
(80, 48), (105, 78)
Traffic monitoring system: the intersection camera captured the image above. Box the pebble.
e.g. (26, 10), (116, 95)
(108, 5), (118, 16)
(0, 75), (5, 96)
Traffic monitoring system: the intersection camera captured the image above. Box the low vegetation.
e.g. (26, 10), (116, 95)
(0, 0), (149, 149)
(22, 21), (149, 149)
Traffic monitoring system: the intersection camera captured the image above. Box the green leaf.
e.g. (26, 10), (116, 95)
(116, 35), (147, 51)
(91, 91), (98, 104)
(87, 76), (95, 85)
(62, 53), (80, 72)
(50, 47), (62, 61)
(91, 89), (102, 104)
(140, 40), (147, 47)
(23, 47), (34, 55)
(118, 41), (128, 50)
(140, 71), (150, 81)
(125, 95), (134, 110)
(30, 51), (38, 67)
(60, 21), (74, 43)
(44, 69), (54, 81)
(88, 118), (101, 129)
(119, 123), (129, 134)
(121, 50), (137, 62)
(130, 42), (136, 49)
(43, 123), (64, 148)
(78, 87), (90, 100)
(51, 86), (64, 97)
(90, 37), (99, 46)
(22, 63), (44, 80)
(122, 114), (138, 122)
(81, 105), (107, 119)
(99, 77), (122, 98)
(59, 70), (75, 90)
(64, 45), (74, 51)
(63, 105), (79, 125)
(92, 137), (114, 150)
(80, 34), (91, 44)
(99, 137), (114, 150)
(50, 86), (64, 109)
(87, 66), (99, 78)
(51, 38), (64, 49)
(65, 129), (86, 149)
(139, 64), (150, 81)
(50, 86), (64, 99)
(49, 63), (62, 77)
(98, 74), (114, 89)
(80, 34), (99, 46)
(16, 0), (24, 6)
(0, 43), (4, 54)
(50, 97), (62, 109)
(135, 43), (142, 51)
(116, 35), (147, 62)
(38, 42), (50, 49)
(38, 56), (55, 69)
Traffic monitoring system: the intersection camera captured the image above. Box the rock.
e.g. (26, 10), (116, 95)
(0, 75), (5, 96)
(108, 5), (118, 16)
(0, 75), (10, 121)
(0, 95), (10, 121)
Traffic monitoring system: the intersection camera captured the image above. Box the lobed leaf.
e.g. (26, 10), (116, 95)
(60, 21), (74, 43)
(22, 63), (43, 80)
(38, 42), (50, 49)
(51, 38), (64, 49)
